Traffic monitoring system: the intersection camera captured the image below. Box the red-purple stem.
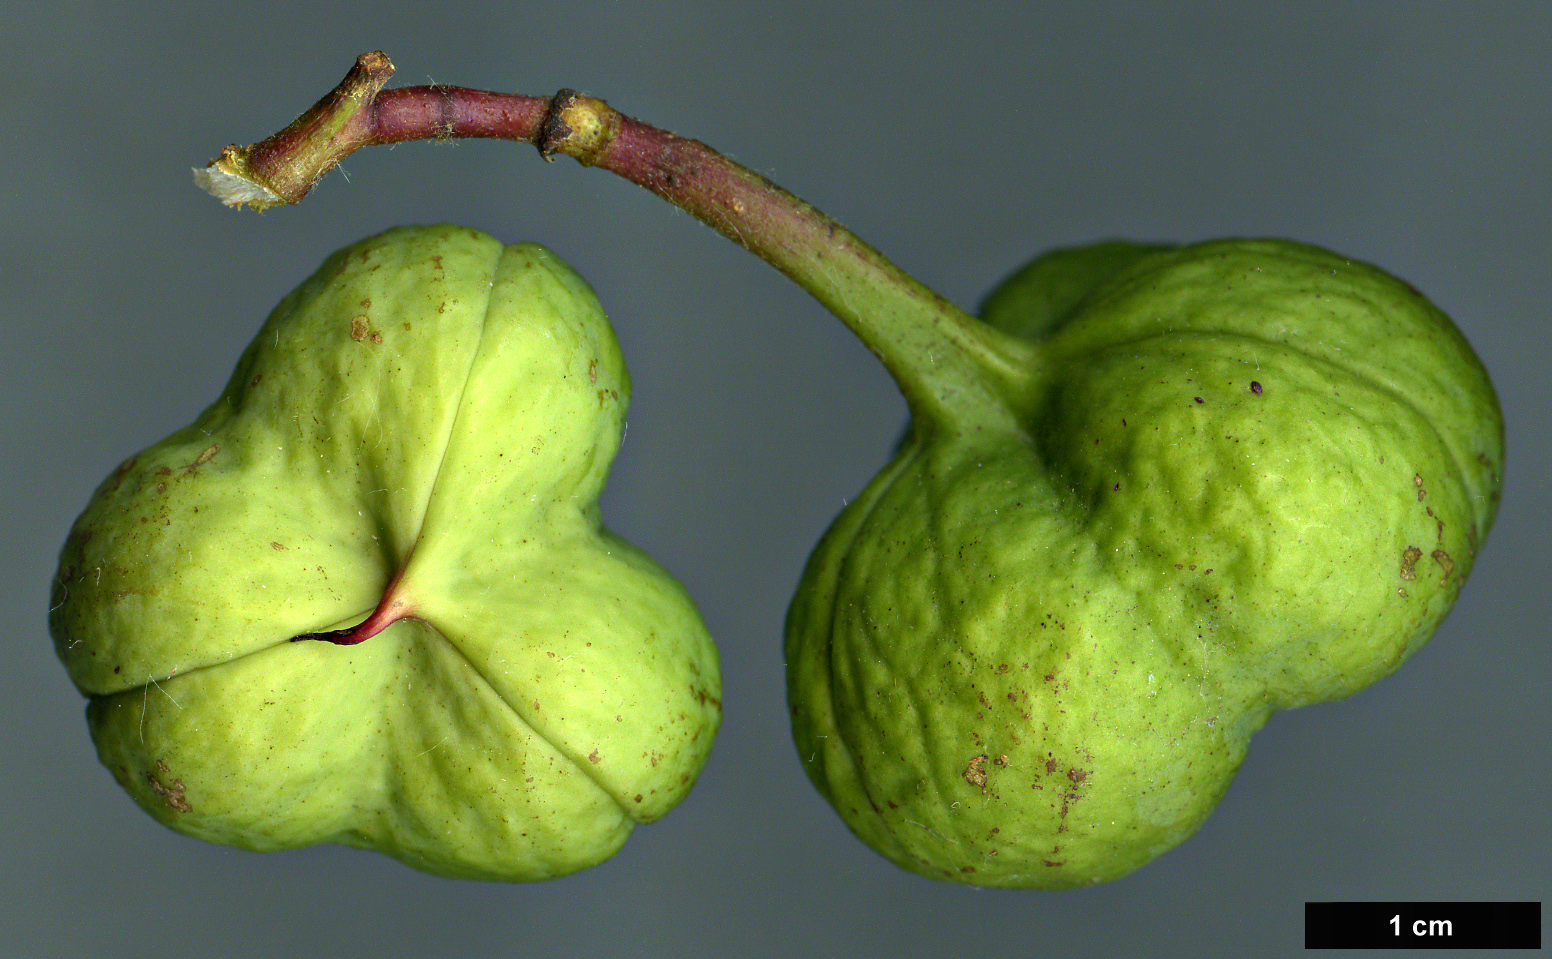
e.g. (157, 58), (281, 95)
(202, 52), (1036, 436)
(291, 569), (416, 645)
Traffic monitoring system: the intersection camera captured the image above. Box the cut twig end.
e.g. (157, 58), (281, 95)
(195, 52), (398, 211)
(192, 148), (287, 211)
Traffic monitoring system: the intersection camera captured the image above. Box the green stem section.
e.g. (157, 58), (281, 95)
(195, 52), (1037, 434)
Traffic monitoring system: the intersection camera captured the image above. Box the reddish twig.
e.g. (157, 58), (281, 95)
(196, 52), (1036, 433)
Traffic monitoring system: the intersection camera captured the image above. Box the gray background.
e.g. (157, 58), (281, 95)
(5, 2), (1546, 957)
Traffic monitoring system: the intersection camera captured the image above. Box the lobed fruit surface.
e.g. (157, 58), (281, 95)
(787, 239), (1501, 888)
(51, 224), (721, 881)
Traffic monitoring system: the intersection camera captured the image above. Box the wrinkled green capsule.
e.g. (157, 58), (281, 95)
(51, 224), (721, 881)
(787, 238), (1502, 888)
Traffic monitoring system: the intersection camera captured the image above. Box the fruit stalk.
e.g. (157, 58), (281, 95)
(197, 52), (1034, 435)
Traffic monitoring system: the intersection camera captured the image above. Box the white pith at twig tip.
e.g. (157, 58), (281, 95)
(192, 162), (283, 209)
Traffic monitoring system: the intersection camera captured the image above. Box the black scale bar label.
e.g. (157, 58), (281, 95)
(1306, 902), (1541, 949)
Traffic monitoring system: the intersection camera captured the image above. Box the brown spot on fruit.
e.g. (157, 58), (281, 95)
(147, 760), (191, 813)
(963, 755), (988, 791)
(183, 444), (220, 475)
(1250, 381), (1263, 394)
(1431, 549), (1455, 584)
(588, 749), (602, 764)
(351, 316), (370, 341)
(1400, 546), (1422, 581)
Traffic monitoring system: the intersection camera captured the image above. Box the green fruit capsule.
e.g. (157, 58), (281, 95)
(786, 238), (1502, 888)
(51, 224), (721, 882)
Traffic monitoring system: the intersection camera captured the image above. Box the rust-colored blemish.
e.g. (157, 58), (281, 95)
(1399, 546), (1422, 581)
(1431, 549), (1454, 584)
(147, 760), (191, 813)
(181, 444), (220, 476)
(963, 755), (988, 791)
